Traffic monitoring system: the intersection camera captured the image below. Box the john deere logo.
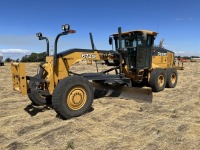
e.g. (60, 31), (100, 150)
(158, 52), (167, 56)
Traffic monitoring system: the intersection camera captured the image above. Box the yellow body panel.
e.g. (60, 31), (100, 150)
(152, 52), (175, 69)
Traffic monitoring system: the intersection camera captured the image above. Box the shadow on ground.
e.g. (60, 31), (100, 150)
(24, 104), (52, 116)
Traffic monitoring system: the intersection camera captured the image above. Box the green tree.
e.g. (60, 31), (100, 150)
(5, 57), (12, 62)
(16, 58), (20, 62)
(21, 52), (47, 62)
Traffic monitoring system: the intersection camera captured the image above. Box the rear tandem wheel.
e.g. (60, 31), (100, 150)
(149, 68), (167, 92)
(166, 68), (178, 88)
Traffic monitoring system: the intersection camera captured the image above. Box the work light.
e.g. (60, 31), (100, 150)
(36, 32), (42, 37)
(62, 24), (70, 31)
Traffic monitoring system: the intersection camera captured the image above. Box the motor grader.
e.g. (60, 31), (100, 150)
(11, 24), (178, 119)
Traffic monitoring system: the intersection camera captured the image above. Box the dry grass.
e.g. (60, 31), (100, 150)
(0, 62), (200, 150)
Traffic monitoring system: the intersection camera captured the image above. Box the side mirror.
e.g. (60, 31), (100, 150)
(143, 32), (147, 41)
(109, 37), (113, 45)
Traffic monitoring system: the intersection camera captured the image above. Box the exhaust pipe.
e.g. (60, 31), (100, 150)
(118, 27), (123, 76)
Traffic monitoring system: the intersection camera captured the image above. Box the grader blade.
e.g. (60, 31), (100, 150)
(91, 82), (152, 102)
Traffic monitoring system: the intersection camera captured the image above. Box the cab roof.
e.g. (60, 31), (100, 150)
(113, 30), (158, 36)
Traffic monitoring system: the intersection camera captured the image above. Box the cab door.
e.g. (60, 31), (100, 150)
(135, 35), (153, 69)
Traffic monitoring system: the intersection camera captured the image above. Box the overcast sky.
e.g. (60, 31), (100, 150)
(0, 0), (200, 60)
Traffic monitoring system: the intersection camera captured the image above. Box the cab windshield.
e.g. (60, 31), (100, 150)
(115, 34), (153, 50)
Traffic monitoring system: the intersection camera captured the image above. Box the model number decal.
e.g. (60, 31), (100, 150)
(82, 54), (96, 59)
(158, 52), (167, 56)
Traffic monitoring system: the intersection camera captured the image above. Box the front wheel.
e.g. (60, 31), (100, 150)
(52, 75), (94, 119)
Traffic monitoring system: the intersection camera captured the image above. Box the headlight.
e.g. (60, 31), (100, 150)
(36, 32), (42, 37)
(62, 24), (70, 31)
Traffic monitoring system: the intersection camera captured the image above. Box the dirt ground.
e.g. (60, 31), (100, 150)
(0, 61), (200, 150)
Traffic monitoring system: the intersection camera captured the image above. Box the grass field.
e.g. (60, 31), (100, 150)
(0, 62), (200, 150)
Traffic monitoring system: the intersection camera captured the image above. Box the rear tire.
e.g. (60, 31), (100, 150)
(149, 69), (167, 92)
(28, 75), (51, 106)
(166, 68), (178, 88)
(52, 75), (94, 119)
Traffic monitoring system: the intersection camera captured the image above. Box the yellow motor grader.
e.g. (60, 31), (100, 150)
(11, 24), (178, 119)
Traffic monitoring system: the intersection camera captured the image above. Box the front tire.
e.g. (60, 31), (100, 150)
(52, 75), (94, 119)
(149, 69), (167, 92)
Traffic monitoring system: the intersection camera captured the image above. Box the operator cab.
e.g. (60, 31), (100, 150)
(110, 30), (157, 70)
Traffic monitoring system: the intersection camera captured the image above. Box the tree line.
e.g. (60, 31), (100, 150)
(4, 52), (47, 62)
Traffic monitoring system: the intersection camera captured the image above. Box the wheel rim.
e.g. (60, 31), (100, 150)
(67, 86), (87, 110)
(158, 74), (165, 87)
(171, 73), (176, 84)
